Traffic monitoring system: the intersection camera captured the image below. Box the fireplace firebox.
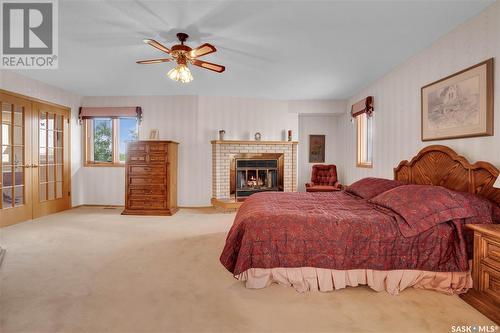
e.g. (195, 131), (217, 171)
(230, 153), (284, 201)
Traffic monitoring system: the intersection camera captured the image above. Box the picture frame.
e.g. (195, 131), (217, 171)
(421, 58), (494, 141)
(309, 135), (325, 163)
(149, 129), (159, 140)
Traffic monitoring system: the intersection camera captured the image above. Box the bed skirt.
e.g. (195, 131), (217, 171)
(236, 266), (472, 295)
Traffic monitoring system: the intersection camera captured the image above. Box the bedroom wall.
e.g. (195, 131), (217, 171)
(297, 115), (338, 192)
(82, 96), (299, 206)
(81, 96), (345, 206)
(334, 1), (500, 185)
(0, 70), (344, 207)
(0, 70), (84, 206)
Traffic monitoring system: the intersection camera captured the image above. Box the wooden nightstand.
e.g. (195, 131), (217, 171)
(459, 224), (500, 324)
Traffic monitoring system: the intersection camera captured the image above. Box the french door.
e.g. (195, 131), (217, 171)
(0, 91), (71, 227)
(1, 93), (33, 225)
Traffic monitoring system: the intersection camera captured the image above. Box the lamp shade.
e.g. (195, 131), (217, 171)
(494, 176), (500, 188)
(167, 64), (193, 83)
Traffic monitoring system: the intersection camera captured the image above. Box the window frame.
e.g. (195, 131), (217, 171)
(356, 113), (373, 168)
(84, 117), (138, 167)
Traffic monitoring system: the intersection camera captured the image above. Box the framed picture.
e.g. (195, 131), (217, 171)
(149, 129), (159, 140)
(309, 135), (325, 163)
(421, 58), (494, 141)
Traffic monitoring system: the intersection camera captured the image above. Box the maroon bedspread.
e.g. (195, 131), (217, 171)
(220, 191), (490, 275)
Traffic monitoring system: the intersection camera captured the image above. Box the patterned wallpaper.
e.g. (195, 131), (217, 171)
(334, 2), (500, 185)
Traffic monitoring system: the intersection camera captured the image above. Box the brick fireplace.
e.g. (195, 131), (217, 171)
(231, 153), (284, 201)
(211, 140), (298, 207)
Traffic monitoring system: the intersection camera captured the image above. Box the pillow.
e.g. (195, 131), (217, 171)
(369, 185), (476, 237)
(452, 191), (494, 225)
(492, 204), (500, 224)
(345, 177), (405, 199)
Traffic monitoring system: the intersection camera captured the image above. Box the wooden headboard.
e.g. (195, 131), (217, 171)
(394, 145), (500, 205)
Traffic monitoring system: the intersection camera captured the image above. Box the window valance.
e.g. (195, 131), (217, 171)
(79, 106), (142, 123)
(351, 96), (374, 118)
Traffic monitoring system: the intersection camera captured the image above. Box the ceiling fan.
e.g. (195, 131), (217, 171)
(136, 32), (225, 83)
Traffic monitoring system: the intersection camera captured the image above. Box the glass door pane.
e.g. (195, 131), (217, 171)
(0, 103), (26, 209)
(38, 112), (62, 203)
(1, 103), (13, 209)
(54, 114), (63, 198)
(13, 105), (25, 207)
(33, 102), (70, 220)
(0, 92), (32, 227)
(39, 112), (47, 202)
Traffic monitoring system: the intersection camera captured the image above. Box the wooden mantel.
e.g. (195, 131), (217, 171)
(211, 140), (298, 145)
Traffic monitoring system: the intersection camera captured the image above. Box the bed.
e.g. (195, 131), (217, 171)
(220, 145), (500, 295)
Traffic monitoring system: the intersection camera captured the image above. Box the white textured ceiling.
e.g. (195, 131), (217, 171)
(15, 0), (494, 99)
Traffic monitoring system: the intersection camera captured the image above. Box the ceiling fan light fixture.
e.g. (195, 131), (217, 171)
(167, 64), (193, 83)
(138, 32), (224, 82)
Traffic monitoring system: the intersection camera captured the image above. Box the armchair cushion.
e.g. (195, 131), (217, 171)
(310, 164), (338, 186)
(306, 164), (340, 192)
(306, 185), (341, 192)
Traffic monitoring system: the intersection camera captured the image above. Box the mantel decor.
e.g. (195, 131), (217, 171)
(421, 58), (494, 141)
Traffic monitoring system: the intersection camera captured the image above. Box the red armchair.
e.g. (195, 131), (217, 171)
(305, 164), (341, 192)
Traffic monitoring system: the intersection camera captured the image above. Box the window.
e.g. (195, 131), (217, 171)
(356, 113), (373, 168)
(85, 117), (138, 166)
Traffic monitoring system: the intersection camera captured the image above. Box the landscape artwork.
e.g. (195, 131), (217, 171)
(427, 76), (479, 130)
(421, 58), (493, 141)
(309, 135), (325, 163)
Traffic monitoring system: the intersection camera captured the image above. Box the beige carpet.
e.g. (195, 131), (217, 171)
(0, 207), (495, 333)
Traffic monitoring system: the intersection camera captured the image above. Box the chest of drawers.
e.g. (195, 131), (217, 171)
(460, 224), (500, 324)
(122, 140), (178, 216)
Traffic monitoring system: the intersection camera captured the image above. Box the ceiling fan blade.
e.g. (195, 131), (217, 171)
(143, 39), (170, 54)
(188, 43), (217, 58)
(191, 59), (225, 73)
(136, 58), (172, 64)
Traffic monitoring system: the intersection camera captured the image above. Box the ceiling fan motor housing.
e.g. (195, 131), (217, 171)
(171, 33), (192, 57)
(171, 44), (191, 53)
(177, 32), (189, 44)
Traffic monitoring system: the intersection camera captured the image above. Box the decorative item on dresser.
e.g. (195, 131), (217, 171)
(460, 224), (500, 324)
(149, 129), (160, 140)
(122, 140), (179, 216)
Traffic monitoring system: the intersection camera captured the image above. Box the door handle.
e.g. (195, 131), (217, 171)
(32, 164), (39, 168)
(24, 164), (32, 168)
